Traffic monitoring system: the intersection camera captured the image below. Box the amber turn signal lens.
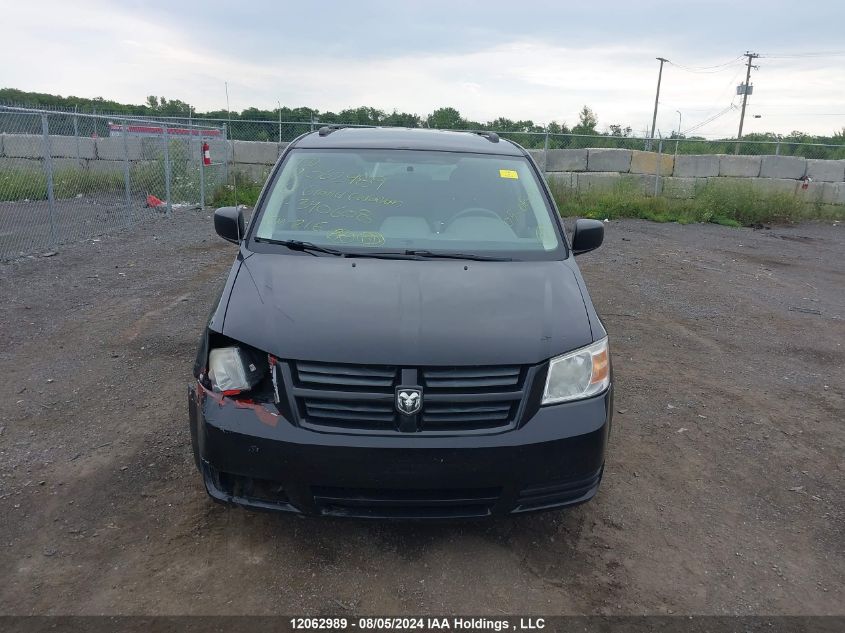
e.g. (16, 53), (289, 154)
(591, 348), (609, 384)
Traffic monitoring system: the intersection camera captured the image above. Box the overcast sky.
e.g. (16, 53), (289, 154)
(3, 0), (844, 137)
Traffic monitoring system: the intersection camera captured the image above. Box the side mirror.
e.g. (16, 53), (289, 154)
(571, 219), (604, 255)
(214, 206), (244, 244)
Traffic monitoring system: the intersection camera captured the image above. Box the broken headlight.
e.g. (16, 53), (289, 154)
(208, 346), (266, 395)
(542, 337), (610, 405)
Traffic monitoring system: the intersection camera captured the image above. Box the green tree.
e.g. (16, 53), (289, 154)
(426, 107), (464, 129)
(572, 106), (597, 135)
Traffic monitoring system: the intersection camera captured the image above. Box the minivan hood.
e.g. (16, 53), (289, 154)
(221, 253), (593, 366)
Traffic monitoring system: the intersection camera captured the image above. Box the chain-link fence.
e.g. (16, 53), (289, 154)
(110, 114), (845, 160)
(3, 103), (844, 259)
(0, 106), (227, 259)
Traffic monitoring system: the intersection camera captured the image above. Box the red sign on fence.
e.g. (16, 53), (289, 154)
(108, 123), (222, 138)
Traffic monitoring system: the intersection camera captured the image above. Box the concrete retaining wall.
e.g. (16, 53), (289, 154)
(233, 140), (282, 165)
(539, 147), (844, 205)
(806, 159), (845, 182)
(587, 148), (631, 172)
(760, 155), (806, 179)
(1, 135), (844, 205)
(719, 155), (760, 178)
(546, 149), (587, 172)
(674, 154), (720, 178)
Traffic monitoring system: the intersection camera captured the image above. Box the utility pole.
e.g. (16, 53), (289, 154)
(675, 110), (682, 156)
(735, 51), (759, 154)
(277, 100), (282, 143)
(648, 57), (668, 150)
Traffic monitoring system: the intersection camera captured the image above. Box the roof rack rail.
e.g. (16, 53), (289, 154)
(318, 125), (347, 137)
(474, 131), (499, 143)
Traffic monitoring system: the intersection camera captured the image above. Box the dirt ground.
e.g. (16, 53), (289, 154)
(0, 195), (177, 261)
(0, 212), (842, 616)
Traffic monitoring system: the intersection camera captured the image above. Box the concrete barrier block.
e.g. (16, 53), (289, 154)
(806, 159), (845, 183)
(629, 150), (674, 176)
(234, 163), (272, 184)
(96, 136), (142, 160)
(545, 172), (575, 190)
(796, 181), (826, 203)
(191, 139), (233, 163)
(621, 174), (661, 195)
(546, 149), (587, 172)
(662, 177), (698, 199)
(753, 178), (798, 196)
(2, 134), (43, 158)
(233, 140), (279, 165)
(0, 156), (42, 174)
(527, 149), (546, 171)
(821, 182), (845, 205)
(674, 154), (719, 178)
(46, 135), (96, 160)
(718, 154), (761, 178)
(576, 172), (621, 192)
(587, 149), (631, 173)
(760, 155), (806, 179)
(706, 176), (752, 189)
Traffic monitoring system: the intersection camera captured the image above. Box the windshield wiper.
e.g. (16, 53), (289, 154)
(254, 239), (511, 262)
(254, 237), (346, 257)
(403, 249), (512, 262)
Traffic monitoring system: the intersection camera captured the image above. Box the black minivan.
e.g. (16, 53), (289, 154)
(189, 126), (612, 518)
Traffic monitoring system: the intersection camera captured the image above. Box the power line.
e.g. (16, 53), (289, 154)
(759, 51), (845, 59)
(682, 104), (738, 135)
(666, 56), (745, 73)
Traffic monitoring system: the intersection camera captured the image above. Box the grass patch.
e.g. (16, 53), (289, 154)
(0, 168), (126, 201)
(549, 177), (845, 227)
(210, 170), (268, 207)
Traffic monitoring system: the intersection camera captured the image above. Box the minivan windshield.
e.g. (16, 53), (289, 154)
(252, 149), (563, 259)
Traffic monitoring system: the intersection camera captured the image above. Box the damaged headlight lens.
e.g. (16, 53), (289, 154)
(542, 338), (610, 405)
(208, 346), (265, 394)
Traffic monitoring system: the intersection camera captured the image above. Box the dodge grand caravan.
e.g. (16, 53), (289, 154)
(189, 126), (612, 518)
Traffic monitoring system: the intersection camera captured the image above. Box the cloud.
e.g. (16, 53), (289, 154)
(3, 0), (844, 136)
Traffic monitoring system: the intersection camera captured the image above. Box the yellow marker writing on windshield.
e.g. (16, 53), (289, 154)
(499, 169), (519, 179)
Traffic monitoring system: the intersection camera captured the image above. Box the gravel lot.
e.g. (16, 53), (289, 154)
(0, 212), (842, 615)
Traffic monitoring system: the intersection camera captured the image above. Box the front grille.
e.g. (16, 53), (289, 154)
(312, 485), (501, 518)
(421, 366), (522, 391)
(421, 400), (516, 431)
(285, 360), (533, 434)
(303, 397), (395, 430)
(296, 361), (397, 390)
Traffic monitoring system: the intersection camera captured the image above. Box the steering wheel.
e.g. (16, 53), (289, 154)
(445, 207), (501, 227)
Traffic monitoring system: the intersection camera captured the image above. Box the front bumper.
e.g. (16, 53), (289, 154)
(189, 383), (612, 518)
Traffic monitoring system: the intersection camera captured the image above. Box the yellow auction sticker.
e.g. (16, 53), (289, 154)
(499, 169), (519, 179)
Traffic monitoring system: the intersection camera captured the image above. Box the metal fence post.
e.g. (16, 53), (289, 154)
(40, 114), (59, 247)
(199, 135), (206, 209)
(122, 119), (133, 226)
(163, 124), (172, 216)
(543, 130), (549, 174)
(775, 139), (781, 156)
(73, 105), (82, 168)
(655, 137), (663, 198)
(223, 124), (230, 184)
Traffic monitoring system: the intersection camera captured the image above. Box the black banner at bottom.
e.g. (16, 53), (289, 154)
(0, 616), (843, 633)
